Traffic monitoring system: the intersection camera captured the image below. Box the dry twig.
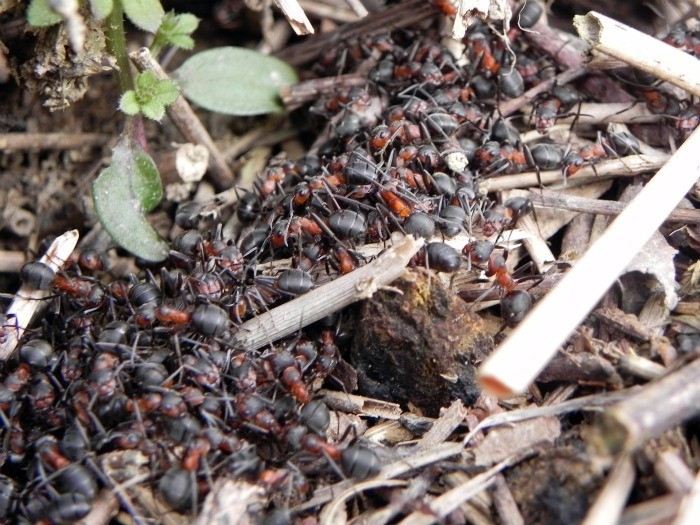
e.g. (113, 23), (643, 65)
(129, 48), (235, 190)
(0, 230), (79, 360)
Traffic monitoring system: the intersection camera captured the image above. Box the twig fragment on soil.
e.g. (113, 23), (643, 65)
(294, 442), (464, 512)
(0, 250), (25, 273)
(397, 452), (532, 525)
(231, 234), (423, 351)
(273, 0), (314, 35)
(0, 132), (110, 150)
(675, 469), (700, 525)
(0, 229), (79, 361)
(581, 455), (635, 525)
(477, 154), (669, 193)
(527, 190), (700, 225)
(479, 123), (700, 396)
(595, 357), (700, 453)
(575, 12), (700, 97)
(274, 0), (435, 66)
(462, 388), (637, 446)
(129, 48), (235, 191)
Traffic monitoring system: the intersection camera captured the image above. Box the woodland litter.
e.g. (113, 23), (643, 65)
(1, 0), (700, 524)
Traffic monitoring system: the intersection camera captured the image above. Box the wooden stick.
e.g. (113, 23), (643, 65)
(479, 123), (700, 397)
(0, 132), (110, 150)
(596, 358), (700, 453)
(675, 470), (700, 525)
(0, 250), (25, 273)
(397, 452), (532, 525)
(231, 235), (423, 351)
(129, 48), (235, 191)
(274, 0), (435, 66)
(527, 190), (700, 225)
(581, 456), (635, 525)
(574, 12), (700, 97)
(273, 0), (314, 35)
(0, 230), (79, 360)
(477, 154), (669, 193)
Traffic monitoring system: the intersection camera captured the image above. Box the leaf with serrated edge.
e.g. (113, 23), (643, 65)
(122, 0), (164, 33)
(172, 47), (298, 116)
(89, 0), (113, 20)
(119, 91), (140, 115)
(93, 140), (168, 261)
(27, 0), (61, 26)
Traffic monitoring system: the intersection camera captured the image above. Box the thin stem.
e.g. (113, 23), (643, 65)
(105, 1), (134, 93)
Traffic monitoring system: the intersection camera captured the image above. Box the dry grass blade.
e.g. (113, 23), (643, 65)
(0, 229), (79, 360)
(320, 479), (409, 525)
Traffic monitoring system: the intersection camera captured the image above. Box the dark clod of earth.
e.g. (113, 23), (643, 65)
(2, 0), (700, 523)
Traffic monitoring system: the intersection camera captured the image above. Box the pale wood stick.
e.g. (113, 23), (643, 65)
(397, 452), (532, 525)
(273, 0), (314, 35)
(595, 358), (700, 453)
(674, 470), (700, 525)
(574, 12), (700, 97)
(294, 442), (463, 512)
(231, 235), (423, 351)
(527, 190), (700, 225)
(0, 230), (79, 360)
(0, 250), (25, 273)
(581, 455), (635, 525)
(479, 123), (700, 397)
(0, 132), (110, 150)
(477, 154), (669, 193)
(129, 48), (235, 191)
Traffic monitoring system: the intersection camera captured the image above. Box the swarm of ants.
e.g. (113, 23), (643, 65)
(2, 1), (700, 523)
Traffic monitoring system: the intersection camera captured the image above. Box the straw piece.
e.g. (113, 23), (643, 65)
(479, 124), (700, 397)
(574, 12), (700, 97)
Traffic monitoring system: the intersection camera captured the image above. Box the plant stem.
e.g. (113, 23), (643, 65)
(105, 1), (134, 93)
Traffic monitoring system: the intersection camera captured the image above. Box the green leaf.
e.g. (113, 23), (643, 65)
(120, 72), (179, 121)
(93, 139), (169, 262)
(89, 0), (113, 20)
(122, 0), (164, 33)
(151, 11), (198, 54)
(27, 0), (62, 27)
(119, 91), (140, 115)
(171, 47), (298, 116)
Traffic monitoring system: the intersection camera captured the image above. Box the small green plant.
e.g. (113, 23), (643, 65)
(26, 0), (298, 261)
(119, 71), (179, 121)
